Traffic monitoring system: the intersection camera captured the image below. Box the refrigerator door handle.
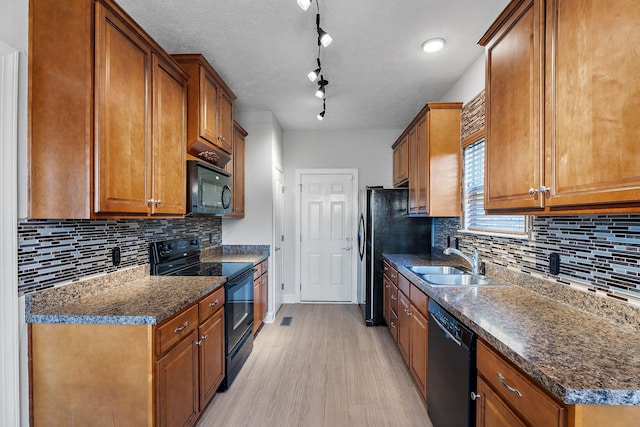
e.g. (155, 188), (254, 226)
(358, 213), (365, 260)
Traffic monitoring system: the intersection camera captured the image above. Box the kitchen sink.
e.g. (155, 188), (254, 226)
(422, 273), (510, 287)
(407, 265), (465, 275)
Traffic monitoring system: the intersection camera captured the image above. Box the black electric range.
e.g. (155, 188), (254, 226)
(149, 237), (255, 391)
(150, 238), (253, 280)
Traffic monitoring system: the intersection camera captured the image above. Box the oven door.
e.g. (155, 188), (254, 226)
(225, 269), (255, 353)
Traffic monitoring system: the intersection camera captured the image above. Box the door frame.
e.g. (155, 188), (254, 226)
(268, 167), (284, 322)
(294, 169), (359, 304)
(0, 42), (20, 427)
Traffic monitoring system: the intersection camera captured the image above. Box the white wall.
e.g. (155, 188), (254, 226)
(439, 53), (485, 104)
(281, 129), (401, 300)
(222, 111), (282, 245)
(1, 0), (29, 425)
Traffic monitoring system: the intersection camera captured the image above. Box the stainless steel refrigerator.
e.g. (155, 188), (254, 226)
(357, 187), (432, 326)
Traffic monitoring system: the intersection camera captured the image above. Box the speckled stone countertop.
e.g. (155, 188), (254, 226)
(384, 253), (640, 406)
(26, 247), (269, 326)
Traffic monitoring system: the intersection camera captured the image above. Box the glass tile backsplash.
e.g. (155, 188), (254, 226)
(434, 215), (640, 302)
(17, 217), (222, 295)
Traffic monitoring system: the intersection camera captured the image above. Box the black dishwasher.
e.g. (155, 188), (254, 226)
(427, 299), (477, 427)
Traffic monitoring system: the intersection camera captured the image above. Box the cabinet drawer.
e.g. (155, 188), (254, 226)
(382, 261), (398, 284)
(389, 309), (398, 342)
(253, 263), (262, 280)
(409, 283), (428, 317)
(397, 273), (410, 297)
(156, 305), (198, 357)
(390, 284), (398, 316)
(477, 341), (565, 427)
(199, 287), (225, 323)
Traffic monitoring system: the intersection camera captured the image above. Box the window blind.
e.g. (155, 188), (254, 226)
(463, 139), (526, 234)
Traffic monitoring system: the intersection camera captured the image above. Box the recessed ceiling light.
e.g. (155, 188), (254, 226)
(421, 38), (446, 53)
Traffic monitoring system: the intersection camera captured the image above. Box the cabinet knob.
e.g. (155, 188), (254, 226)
(147, 198), (155, 206)
(156, 199), (162, 205)
(528, 188), (538, 195)
(470, 392), (481, 401)
(390, 322), (396, 328)
(209, 299), (219, 307)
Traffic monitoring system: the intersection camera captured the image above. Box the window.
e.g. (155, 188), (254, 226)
(463, 138), (527, 235)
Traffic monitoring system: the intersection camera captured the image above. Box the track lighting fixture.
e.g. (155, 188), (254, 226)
(298, 0), (332, 120)
(297, 0), (311, 11)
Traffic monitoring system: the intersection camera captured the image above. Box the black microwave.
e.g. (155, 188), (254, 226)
(186, 160), (232, 216)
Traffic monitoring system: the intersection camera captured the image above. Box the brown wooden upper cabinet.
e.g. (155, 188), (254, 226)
(480, 0), (640, 214)
(224, 121), (247, 218)
(29, 0), (187, 219)
(392, 102), (462, 217)
(173, 54), (237, 164)
(392, 135), (409, 187)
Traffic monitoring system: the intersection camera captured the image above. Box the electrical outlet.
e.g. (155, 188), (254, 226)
(549, 252), (560, 275)
(281, 283), (284, 290)
(111, 247), (121, 267)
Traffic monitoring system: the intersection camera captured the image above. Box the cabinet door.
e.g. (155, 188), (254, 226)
(393, 136), (409, 187)
(407, 126), (419, 214)
(484, 0), (545, 211)
(546, 0), (640, 207)
(218, 91), (234, 153)
(227, 126), (245, 217)
(476, 377), (525, 427)
(253, 279), (262, 336)
(199, 308), (225, 409)
(200, 68), (219, 145)
(383, 274), (392, 325)
(156, 330), (199, 427)
(262, 273), (268, 323)
(416, 115), (429, 215)
(410, 307), (428, 400)
(397, 291), (411, 365)
(151, 55), (186, 215)
(95, 4), (151, 214)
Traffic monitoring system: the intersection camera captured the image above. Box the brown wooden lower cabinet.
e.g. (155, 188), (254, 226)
(476, 376), (525, 427)
(30, 287), (225, 427)
(384, 265), (429, 402)
(156, 329), (199, 427)
(253, 258), (269, 337)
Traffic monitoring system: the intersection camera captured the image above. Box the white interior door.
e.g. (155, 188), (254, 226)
(273, 169), (284, 315)
(300, 173), (353, 302)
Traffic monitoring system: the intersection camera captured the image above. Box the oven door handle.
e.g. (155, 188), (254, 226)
(227, 268), (257, 286)
(430, 312), (462, 347)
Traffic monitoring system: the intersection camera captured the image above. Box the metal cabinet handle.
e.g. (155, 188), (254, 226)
(540, 186), (550, 193)
(390, 322), (396, 328)
(497, 372), (522, 398)
(470, 392), (481, 401)
(147, 198), (156, 206)
(528, 188), (538, 195)
(209, 299), (219, 307)
(391, 273), (397, 279)
(202, 335), (208, 340)
(156, 199), (162, 205)
(174, 321), (189, 333)
(390, 295), (396, 301)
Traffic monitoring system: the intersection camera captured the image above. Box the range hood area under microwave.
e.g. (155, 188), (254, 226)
(186, 160), (232, 216)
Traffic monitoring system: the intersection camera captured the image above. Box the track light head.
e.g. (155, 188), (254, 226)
(307, 68), (321, 82)
(315, 86), (326, 99)
(297, 0), (311, 11)
(317, 110), (325, 121)
(318, 28), (332, 47)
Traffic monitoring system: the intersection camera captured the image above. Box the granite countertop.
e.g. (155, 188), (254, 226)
(26, 247), (270, 326)
(384, 253), (640, 406)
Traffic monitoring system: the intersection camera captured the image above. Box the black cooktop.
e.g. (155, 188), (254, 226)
(150, 237), (253, 280)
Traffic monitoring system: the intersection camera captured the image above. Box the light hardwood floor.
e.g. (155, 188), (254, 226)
(197, 304), (432, 427)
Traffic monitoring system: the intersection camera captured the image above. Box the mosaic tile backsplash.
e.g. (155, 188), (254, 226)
(18, 217), (222, 295)
(433, 215), (640, 302)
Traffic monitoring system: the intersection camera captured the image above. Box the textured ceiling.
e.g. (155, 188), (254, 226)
(117, 0), (510, 131)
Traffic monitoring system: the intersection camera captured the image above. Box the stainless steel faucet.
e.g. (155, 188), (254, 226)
(443, 246), (480, 275)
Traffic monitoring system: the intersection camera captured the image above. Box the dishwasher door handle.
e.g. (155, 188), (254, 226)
(430, 312), (462, 346)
